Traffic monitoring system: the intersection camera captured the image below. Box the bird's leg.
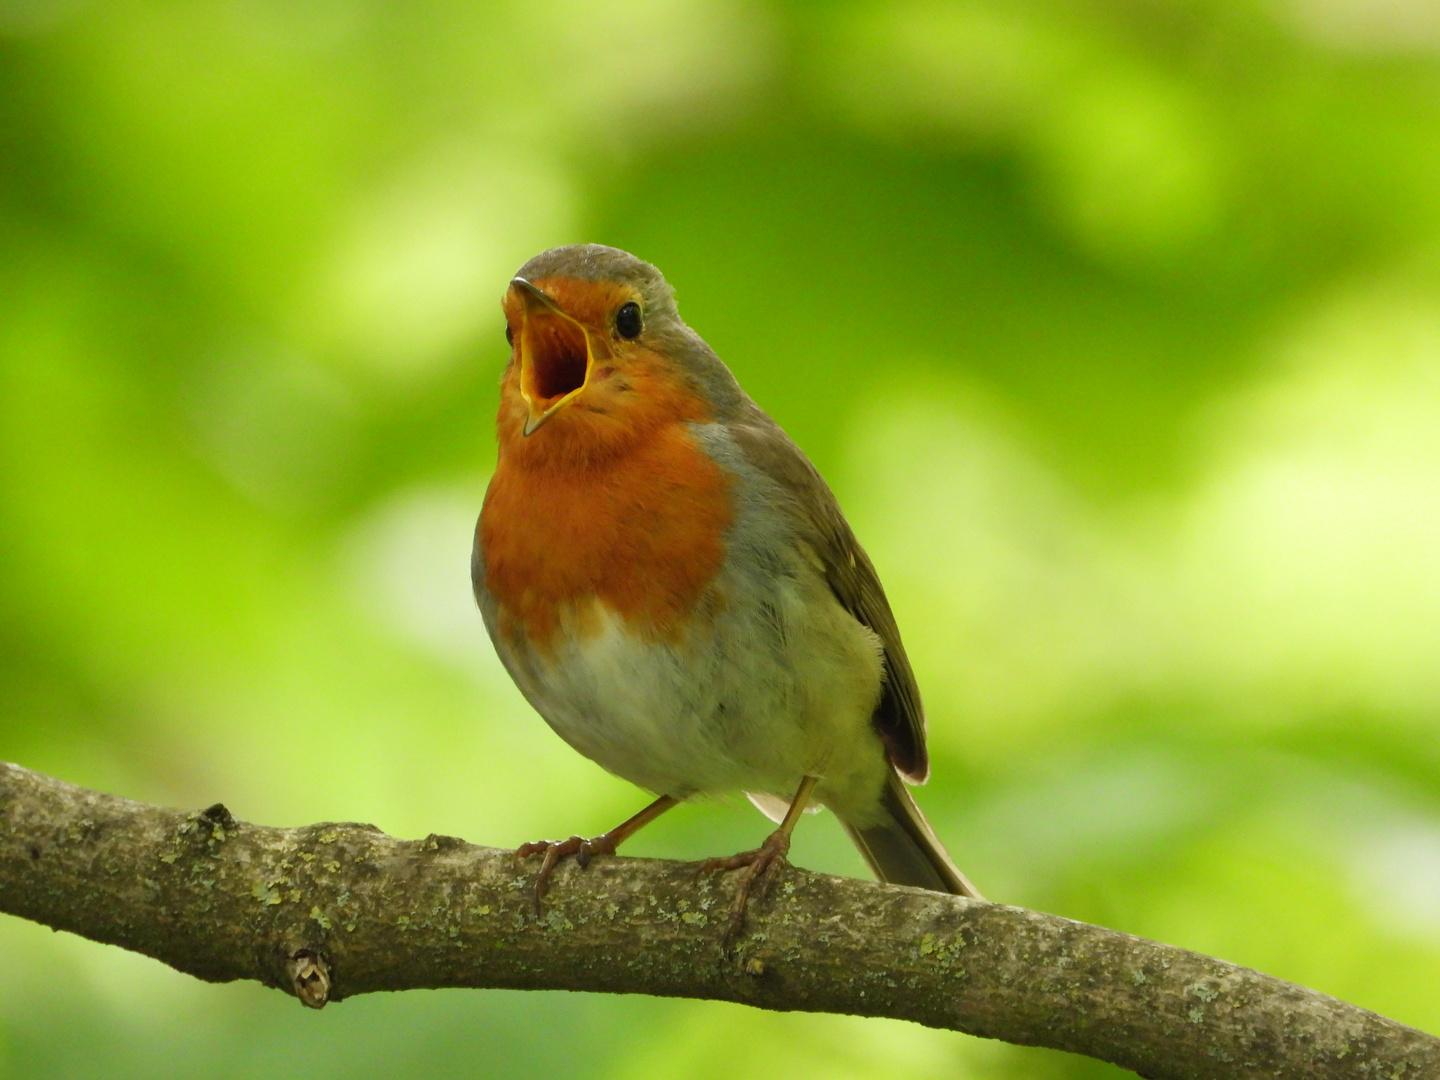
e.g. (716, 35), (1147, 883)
(700, 775), (819, 939)
(517, 794), (678, 905)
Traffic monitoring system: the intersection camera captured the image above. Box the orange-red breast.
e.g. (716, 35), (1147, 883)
(473, 244), (981, 920)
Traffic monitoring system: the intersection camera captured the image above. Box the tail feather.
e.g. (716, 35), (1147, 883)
(842, 772), (983, 899)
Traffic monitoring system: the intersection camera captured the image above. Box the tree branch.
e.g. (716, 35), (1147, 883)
(1, 761), (1434, 1079)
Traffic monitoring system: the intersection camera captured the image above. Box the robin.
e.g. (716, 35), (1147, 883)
(473, 244), (982, 929)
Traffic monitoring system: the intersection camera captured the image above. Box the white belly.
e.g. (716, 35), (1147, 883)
(492, 564), (889, 817)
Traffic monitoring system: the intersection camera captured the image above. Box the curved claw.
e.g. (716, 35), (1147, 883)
(516, 833), (618, 906)
(698, 827), (793, 939)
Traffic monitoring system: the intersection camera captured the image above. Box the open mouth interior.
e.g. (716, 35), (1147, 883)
(525, 316), (589, 402)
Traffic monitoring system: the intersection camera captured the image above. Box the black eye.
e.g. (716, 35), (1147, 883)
(615, 301), (642, 340)
(505, 324), (513, 346)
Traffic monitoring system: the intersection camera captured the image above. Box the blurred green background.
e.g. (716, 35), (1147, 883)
(3, 0), (1439, 1076)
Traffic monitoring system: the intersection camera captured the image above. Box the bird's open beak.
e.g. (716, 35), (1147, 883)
(510, 278), (602, 437)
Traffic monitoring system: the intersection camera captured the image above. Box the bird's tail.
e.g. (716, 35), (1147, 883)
(842, 771), (983, 899)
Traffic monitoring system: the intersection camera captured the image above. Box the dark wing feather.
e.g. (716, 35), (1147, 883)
(727, 403), (929, 782)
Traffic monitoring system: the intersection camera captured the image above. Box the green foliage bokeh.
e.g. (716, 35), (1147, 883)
(3, 2), (1439, 1077)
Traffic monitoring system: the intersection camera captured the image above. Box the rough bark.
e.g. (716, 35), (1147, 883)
(1, 761), (1435, 1079)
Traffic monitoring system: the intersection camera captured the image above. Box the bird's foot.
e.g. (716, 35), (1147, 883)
(516, 833), (618, 907)
(698, 827), (793, 940)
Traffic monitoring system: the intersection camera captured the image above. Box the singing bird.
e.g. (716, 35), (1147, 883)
(473, 244), (981, 923)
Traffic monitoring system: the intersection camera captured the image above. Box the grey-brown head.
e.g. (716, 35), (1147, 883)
(498, 245), (742, 447)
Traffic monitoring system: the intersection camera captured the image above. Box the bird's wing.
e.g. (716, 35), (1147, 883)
(727, 404), (929, 782)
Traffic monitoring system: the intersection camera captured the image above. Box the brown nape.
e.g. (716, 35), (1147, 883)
(527, 316), (588, 401)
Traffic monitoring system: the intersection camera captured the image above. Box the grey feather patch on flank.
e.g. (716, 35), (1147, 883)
(720, 402), (931, 783)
